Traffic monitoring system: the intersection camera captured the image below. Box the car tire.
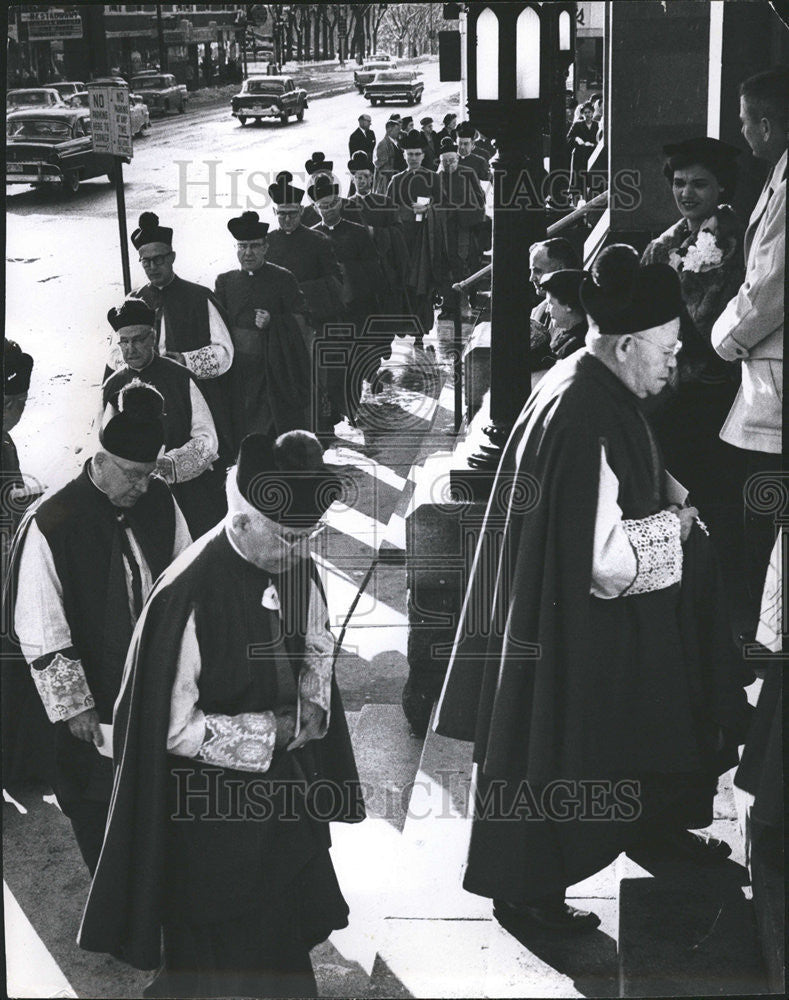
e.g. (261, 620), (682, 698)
(238, 115), (248, 125)
(370, 98), (378, 106)
(163, 99), (170, 113)
(280, 112), (289, 125)
(296, 107), (304, 121)
(61, 170), (80, 195)
(178, 100), (185, 114)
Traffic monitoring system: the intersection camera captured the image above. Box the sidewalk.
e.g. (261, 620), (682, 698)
(185, 54), (437, 112)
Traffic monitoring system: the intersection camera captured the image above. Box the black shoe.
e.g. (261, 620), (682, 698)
(493, 898), (601, 935)
(635, 829), (732, 866)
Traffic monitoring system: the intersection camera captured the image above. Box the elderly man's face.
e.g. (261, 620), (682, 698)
(440, 152), (459, 173)
(236, 238), (268, 272)
(353, 169), (374, 195)
(457, 137), (474, 157)
(275, 204), (302, 233)
(405, 148), (424, 170)
(118, 324), (156, 370)
(317, 194), (343, 226)
(230, 508), (320, 573)
(94, 451), (157, 508)
(740, 96), (768, 159)
(139, 242), (175, 287)
(359, 115), (372, 130)
(617, 318), (681, 398)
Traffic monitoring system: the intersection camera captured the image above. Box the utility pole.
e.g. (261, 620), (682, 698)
(156, 5), (168, 72)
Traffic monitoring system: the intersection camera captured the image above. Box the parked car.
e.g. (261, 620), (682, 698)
(131, 73), (187, 114)
(230, 75), (308, 125)
(6, 107), (128, 195)
(369, 52), (393, 62)
(7, 88), (68, 111)
(354, 60), (397, 92)
(48, 81), (86, 105)
(72, 90), (151, 137)
(364, 70), (424, 106)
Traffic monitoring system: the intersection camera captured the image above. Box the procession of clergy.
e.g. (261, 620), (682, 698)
(2, 68), (784, 1000)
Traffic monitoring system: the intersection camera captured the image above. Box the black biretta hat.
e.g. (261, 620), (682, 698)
(403, 131), (426, 151)
(439, 136), (458, 154)
(662, 136), (740, 199)
(348, 151), (374, 174)
(580, 245), (682, 336)
(236, 430), (344, 526)
(268, 170), (305, 206)
(100, 380), (165, 463)
(131, 212), (173, 250)
(227, 211), (269, 240)
(456, 121), (477, 139)
(308, 175), (340, 202)
(305, 151), (334, 175)
(4, 339), (33, 396)
(107, 298), (156, 331)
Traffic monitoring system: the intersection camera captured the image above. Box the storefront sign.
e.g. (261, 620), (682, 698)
(23, 11), (83, 40)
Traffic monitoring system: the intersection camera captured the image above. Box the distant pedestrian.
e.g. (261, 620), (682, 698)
(349, 113), (376, 159)
(374, 117), (406, 194)
(215, 212), (313, 445)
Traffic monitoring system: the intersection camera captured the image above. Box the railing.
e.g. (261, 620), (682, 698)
(452, 190), (608, 294)
(449, 189), (608, 430)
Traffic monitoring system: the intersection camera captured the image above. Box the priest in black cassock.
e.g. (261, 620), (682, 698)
(102, 298), (226, 538)
(79, 430), (364, 999)
(122, 212), (234, 463)
(10, 383), (190, 874)
(387, 131), (450, 345)
(456, 121), (492, 182)
(215, 212), (313, 447)
(435, 246), (753, 934)
(1, 339), (51, 790)
(437, 136), (487, 316)
(344, 151), (412, 318)
(310, 174), (387, 420)
(266, 170), (346, 432)
(301, 151), (336, 228)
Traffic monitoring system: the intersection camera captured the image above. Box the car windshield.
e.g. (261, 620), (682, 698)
(74, 93), (90, 107)
(375, 72), (410, 82)
(52, 83), (78, 96)
(7, 91), (55, 107)
(363, 63), (387, 71)
(243, 80), (284, 94)
(7, 118), (73, 139)
(133, 76), (168, 89)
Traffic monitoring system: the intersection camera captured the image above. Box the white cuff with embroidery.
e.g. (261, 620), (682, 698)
(164, 436), (216, 484)
(621, 510), (683, 596)
(30, 650), (95, 723)
(197, 711), (277, 772)
(183, 346), (221, 379)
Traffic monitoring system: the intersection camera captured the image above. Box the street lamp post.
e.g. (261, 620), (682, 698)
(458, 2), (550, 477)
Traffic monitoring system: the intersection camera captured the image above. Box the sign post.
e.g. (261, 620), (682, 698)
(88, 82), (134, 293)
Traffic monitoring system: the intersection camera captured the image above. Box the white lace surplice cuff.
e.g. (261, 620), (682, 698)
(165, 436), (216, 484)
(30, 649), (95, 723)
(197, 711), (277, 772)
(183, 346), (221, 379)
(621, 510), (683, 596)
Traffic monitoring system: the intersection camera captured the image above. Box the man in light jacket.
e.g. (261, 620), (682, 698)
(712, 67), (786, 635)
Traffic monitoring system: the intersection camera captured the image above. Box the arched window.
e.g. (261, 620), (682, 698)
(559, 10), (571, 51)
(475, 7), (499, 101)
(515, 6), (540, 99)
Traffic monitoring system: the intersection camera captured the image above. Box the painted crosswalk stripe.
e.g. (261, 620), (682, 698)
(4, 881), (76, 998)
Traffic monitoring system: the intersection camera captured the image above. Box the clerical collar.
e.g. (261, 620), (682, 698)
(87, 459), (113, 502)
(152, 275), (176, 291)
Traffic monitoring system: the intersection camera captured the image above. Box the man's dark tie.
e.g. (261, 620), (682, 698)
(115, 511), (143, 620)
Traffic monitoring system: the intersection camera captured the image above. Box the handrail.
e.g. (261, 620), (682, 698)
(452, 190), (608, 292)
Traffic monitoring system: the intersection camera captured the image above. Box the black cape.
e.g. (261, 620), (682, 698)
(79, 527), (364, 970)
(435, 352), (752, 898)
